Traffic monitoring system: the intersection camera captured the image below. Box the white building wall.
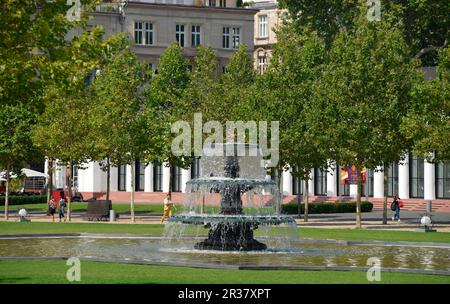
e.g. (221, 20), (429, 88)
(144, 163), (153, 192)
(126, 164), (133, 192)
(308, 169), (314, 196)
(326, 164), (337, 197)
(373, 166), (384, 198)
(282, 168), (292, 195)
(181, 168), (191, 193)
(398, 154), (410, 199)
(424, 160), (436, 200)
(162, 162), (170, 193)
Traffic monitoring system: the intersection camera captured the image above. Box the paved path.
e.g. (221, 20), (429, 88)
(3, 210), (450, 232)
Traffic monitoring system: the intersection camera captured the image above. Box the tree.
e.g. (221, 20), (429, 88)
(33, 27), (120, 221)
(310, 9), (418, 228)
(145, 43), (192, 201)
(0, 105), (38, 219)
(401, 47), (450, 162)
(262, 25), (328, 221)
(278, 0), (449, 65)
(91, 42), (150, 222)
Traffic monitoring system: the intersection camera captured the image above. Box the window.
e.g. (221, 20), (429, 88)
(72, 165), (78, 191)
(145, 22), (153, 46)
(436, 162), (450, 198)
(259, 15), (268, 37)
(409, 154), (424, 198)
(219, 0), (227, 7)
(118, 165), (127, 191)
(176, 24), (185, 47)
(222, 27), (230, 49)
(208, 0), (216, 6)
(153, 165), (162, 192)
(314, 168), (327, 196)
(258, 56), (267, 75)
(292, 167), (303, 195)
(191, 158), (200, 179)
(361, 169), (374, 197)
(134, 21), (143, 45)
(387, 163), (399, 197)
(135, 161), (145, 192)
(232, 27), (240, 49)
(191, 25), (201, 47)
(171, 166), (182, 192)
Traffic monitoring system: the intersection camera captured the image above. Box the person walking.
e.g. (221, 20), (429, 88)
(391, 195), (402, 222)
(58, 196), (67, 222)
(48, 196), (57, 222)
(160, 194), (176, 224)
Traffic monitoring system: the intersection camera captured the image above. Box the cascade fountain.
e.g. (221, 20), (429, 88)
(168, 143), (296, 251)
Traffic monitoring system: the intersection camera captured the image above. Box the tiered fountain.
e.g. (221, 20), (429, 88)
(168, 143), (295, 251)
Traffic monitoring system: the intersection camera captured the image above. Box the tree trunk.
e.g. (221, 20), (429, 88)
(297, 177), (301, 218)
(4, 166), (10, 220)
(275, 167), (282, 213)
(304, 178), (309, 222)
(355, 166), (362, 229)
(382, 163), (388, 224)
(168, 163), (172, 201)
(106, 157), (111, 201)
(47, 159), (53, 207)
(67, 161), (73, 221)
(130, 161), (135, 223)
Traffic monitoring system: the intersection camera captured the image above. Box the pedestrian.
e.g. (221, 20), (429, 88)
(391, 195), (402, 222)
(160, 194), (176, 224)
(58, 196), (67, 222)
(48, 196), (57, 222)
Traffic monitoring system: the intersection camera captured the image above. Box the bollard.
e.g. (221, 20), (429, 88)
(109, 210), (116, 222)
(426, 200), (432, 213)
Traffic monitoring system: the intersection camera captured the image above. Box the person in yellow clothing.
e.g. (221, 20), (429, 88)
(161, 194), (176, 224)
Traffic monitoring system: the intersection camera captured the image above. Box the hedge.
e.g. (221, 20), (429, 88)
(0, 195), (47, 206)
(281, 201), (373, 214)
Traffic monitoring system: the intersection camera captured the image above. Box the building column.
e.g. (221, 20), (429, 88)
(398, 153), (410, 199)
(126, 164), (132, 192)
(327, 163), (337, 197)
(373, 166), (384, 198)
(308, 169), (314, 196)
(162, 162), (170, 193)
(181, 168), (191, 193)
(424, 160), (436, 200)
(144, 163), (153, 193)
(282, 168), (292, 195)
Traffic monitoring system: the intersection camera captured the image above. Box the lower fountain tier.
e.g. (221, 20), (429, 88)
(194, 222), (267, 251)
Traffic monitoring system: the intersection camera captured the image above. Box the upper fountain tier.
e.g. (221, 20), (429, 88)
(197, 143), (268, 180)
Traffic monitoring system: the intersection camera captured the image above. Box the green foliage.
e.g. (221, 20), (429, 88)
(0, 195), (47, 206)
(0, 104), (38, 174)
(310, 9), (418, 171)
(278, 0), (450, 65)
(401, 47), (450, 162)
(91, 41), (151, 167)
(281, 201), (374, 214)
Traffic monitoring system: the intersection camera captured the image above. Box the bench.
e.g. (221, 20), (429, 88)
(82, 200), (112, 221)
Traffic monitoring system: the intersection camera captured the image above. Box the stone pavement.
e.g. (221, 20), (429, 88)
(3, 210), (450, 232)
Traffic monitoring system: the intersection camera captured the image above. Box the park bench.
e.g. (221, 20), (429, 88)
(82, 200), (112, 221)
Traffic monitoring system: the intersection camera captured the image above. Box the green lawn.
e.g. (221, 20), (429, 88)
(0, 260), (448, 284)
(0, 221), (450, 243)
(0, 203), (165, 213)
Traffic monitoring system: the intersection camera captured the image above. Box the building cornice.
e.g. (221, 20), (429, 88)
(126, 2), (258, 14)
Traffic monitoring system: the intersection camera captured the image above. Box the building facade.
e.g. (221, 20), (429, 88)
(46, 1), (450, 210)
(252, 0), (281, 74)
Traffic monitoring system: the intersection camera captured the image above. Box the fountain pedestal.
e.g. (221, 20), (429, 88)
(194, 222), (267, 251)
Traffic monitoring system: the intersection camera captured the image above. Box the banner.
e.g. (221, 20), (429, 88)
(340, 165), (366, 185)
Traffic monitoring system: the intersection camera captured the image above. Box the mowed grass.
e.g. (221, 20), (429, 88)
(0, 222), (450, 243)
(0, 203), (165, 213)
(0, 260), (449, 284)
